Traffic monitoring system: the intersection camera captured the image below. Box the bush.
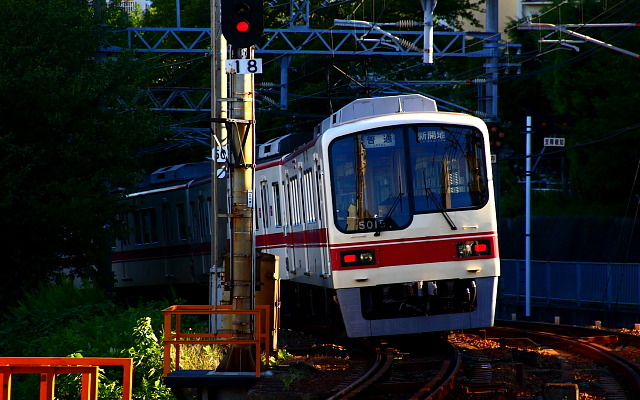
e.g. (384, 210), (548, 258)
(0, 281), (176, 399)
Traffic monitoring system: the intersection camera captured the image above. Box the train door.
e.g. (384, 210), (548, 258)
(290, 170), (305, 276)
(283, 171), (297, 277)
(301, 165), (315, 276)
(314, 157), (330, 278)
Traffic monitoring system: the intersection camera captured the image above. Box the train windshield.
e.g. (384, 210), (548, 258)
(329, 124), (488, 233)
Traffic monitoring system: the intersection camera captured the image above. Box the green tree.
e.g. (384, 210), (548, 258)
(0, 0), (167, 307)
(502, 0), (640, 215)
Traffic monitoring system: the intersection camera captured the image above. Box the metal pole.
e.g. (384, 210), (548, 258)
(525, 116), (532, 317)
(485, 0), (500, 119)
(421, 0), (436, 64)
(176, 0), (181, 28)
(210, 0), (228, 324)
(279, 55), (291, 110)
(214, 47), (257, 373)
(229, 46), (256, 323)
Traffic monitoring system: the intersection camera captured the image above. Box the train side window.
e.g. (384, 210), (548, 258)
(133, 208), (158, 244)
(176, 203), (188, 240)
(260, 182), (269, 229)
(161, 202), (173, 242)
(272, 182), (282, 227)
(315, 166), (323, 222)
(205, 196), (212, 235)
(284, 180), (292, 227)
(303, 168), (316, 223)
(190, 201), (200, 239)
(289, 176), (301, 226)
(197, 195), (210, 238)
(147, 208), (158, 243)
(118, 212), (131, 247)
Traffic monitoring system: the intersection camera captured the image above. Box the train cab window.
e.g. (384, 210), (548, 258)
(409, 125), (488, 212)
(272, 182), (283, 227)
(329, 124), (488, 234)
(329, 128), (411, 233)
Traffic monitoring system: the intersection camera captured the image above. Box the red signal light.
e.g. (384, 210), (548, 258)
(236, 20), (250, 33)
(221, 0), (264, 48)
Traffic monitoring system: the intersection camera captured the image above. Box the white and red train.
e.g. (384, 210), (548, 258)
(112, 94), (500, 337)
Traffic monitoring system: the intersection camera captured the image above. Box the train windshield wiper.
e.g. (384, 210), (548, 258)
(425, 187), (457, 230)
(374, 192), (404, 236)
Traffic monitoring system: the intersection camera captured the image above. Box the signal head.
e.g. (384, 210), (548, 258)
(221, 0), (264, 48)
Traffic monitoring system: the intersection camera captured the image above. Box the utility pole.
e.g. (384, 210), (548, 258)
(214, 0), (263, 374)
(210, 0), (228, 330)
(484, 0), (500, 120)
(525, 116), (532, 318)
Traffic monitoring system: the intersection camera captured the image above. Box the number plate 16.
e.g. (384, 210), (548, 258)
(225, 58), (263, 74)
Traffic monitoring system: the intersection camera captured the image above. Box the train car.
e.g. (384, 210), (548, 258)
(111, 163), (213, 299)
(112, 94), (500, 337)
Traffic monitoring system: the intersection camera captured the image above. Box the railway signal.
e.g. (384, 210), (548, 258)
(221, 0), (264, 48)
(487, 122), (506, 150)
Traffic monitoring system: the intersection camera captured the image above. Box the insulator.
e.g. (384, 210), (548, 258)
(258, 82), (279, 88)
(395, 20), (422, 28)
(397, 38), (420, 52)
(261, 95), (278, 106)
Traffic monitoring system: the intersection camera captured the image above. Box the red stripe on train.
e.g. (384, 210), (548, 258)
(330, 235), (497, 271)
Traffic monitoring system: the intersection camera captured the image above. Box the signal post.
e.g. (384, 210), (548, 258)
(213, 0), (265, 380)
(164, 1), (266, 399)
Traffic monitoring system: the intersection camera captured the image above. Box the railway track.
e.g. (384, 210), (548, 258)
(248, 329), (462, 400)
(250, 322), (640, 399)
(328, 336), (461, 400)
(450, 321), (640, 399)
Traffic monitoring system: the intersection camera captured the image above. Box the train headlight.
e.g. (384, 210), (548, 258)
(456, 239), (491, 258)
(341, 249), (376, 267)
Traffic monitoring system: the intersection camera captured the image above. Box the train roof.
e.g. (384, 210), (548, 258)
(126, 96), (446, 190)
(256, 95), (441, 162)
(124, 162), (211, 197)
(257, 132), (314, 161)
(149, 163), (210, 185)
(316, 94), (438, 134)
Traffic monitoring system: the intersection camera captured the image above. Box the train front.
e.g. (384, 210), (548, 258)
(323, 111), (500, 337)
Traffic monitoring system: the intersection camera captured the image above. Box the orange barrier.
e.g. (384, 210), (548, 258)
(0, 357), (133, 400)
(162, 305), (272, 378)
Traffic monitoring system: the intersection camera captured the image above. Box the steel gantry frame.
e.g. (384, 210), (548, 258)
(104, 0), (517, 134)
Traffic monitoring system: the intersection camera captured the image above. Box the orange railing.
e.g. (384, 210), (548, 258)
(162, 305), (272, 378)
(0, 357), (133, 400)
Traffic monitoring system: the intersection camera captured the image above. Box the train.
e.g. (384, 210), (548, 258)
(112, 94), (500, 337)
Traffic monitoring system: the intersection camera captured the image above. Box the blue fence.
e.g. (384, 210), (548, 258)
(499, 259), (640, 316)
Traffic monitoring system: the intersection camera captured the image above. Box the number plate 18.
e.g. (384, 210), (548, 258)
(225, 58), (263, 74)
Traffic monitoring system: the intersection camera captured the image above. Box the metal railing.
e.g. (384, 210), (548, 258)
(0, 357), (132, 400)
(500, 259), (640, 307)
(162, 304), (272, 378)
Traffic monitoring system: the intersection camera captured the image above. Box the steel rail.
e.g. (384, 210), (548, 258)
(488, 326), (640, 397)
